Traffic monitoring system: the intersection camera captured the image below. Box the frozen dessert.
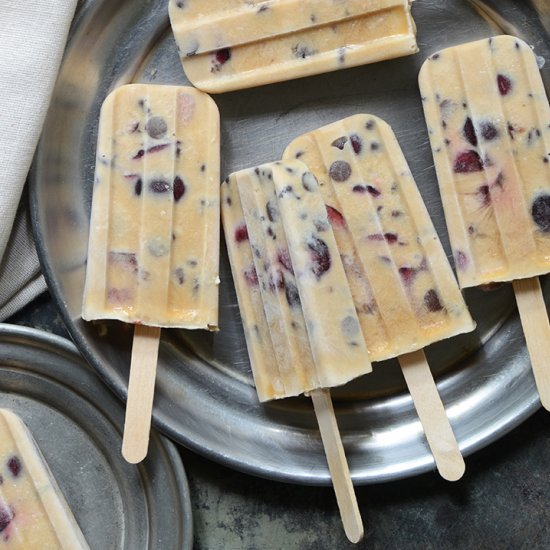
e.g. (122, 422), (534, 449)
(0, 409), (89, 549)
(169, 0), (418, 93)
(283, 114), (475, 361)
(82, 83), (221, 462)
(221, 160), (368, 540)
(221, 160), (372, 400)
(419, 35), (550, 410)
(82, 83), (220, 330)
(419, 35), (550, 288)
(283, 114), (475, 480)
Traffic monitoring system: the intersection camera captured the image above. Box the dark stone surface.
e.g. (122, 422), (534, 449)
(7, 292), (550, 549)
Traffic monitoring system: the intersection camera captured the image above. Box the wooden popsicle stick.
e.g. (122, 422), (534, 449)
(512, 276), (550, 411)
(122, 324), (162, 464)
(310, 388), (363, 544)
(398, 349), (465, 482)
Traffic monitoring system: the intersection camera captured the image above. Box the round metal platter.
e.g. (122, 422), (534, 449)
(0, 324), (192, 549)
(31, 0), (550, 484)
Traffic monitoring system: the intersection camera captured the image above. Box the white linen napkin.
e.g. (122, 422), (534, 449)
(0, 0), (78, 320)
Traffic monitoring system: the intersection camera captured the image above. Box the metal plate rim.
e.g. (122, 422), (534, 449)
(0, 322), (194, 548)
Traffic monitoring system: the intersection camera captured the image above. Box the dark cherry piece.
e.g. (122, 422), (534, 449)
(531, 194), (550, 232)
(424, 289), (444, 312)
(326, 205), (347, 228)
(173, 176), (186, 202)
(7, 456), (21, 478)
(307, 236), (331, 278)
(497, 74), (512, 96)
(463, 117), (478, 146)
(454, 151), (483, 173)
(235, 223), (249, 243)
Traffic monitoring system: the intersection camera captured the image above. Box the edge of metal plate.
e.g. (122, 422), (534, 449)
(30, 0), (548, 486)
(0, 323), (193, 549)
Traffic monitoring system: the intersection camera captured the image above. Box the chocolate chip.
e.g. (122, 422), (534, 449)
(285, 281), (300, 307)
(480, 121), (498, 141)
(341, 315), (360, 337)
(145, 116), (167, 139)
(329, 160), (352, 182)
(0, 505), (12, 533)
(215, 48), (231, 65)
(149, 179), (170, 193)
(455, 250), (468, 271)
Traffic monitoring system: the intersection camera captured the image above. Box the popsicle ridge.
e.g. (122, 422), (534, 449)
(234, 166), (319, 397)
(221, 177), (286, 400)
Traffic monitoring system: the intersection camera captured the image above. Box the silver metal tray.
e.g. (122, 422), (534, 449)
(31, 0), (550, 485)
(0, 324), (192, 549)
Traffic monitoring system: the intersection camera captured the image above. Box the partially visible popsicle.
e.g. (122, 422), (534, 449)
(283, 114), (476, 480)
(222, 160), (371, 542)
(169, 0), (418, 93)
(0, 409), (89, 549)
(82, 84), (220, 462)
(419, 35), (550, 410)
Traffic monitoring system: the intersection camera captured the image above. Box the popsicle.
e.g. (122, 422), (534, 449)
(222, 160), (371, 542)
(168, 0), (418, 93)
(82, 83), (220, 462)
(419, 35), (550, 410)
(0, 409), (89, 549)
(283, 114), (476, 480)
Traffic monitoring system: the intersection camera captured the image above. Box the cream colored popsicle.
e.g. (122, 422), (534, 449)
(283, 114), (475, 360)
(0, 409), (89, 549)
(82, 84), (220, 329)
(169, 0), (418, 93)
(283, 115), (475, 480)
(419, 35), (550, 410)
(222, 161), (372, 399)
(82, 84), (220, 462)
(221, 161), (369, 541)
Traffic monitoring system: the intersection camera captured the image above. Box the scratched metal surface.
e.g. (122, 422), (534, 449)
(31, 0), (550, 484)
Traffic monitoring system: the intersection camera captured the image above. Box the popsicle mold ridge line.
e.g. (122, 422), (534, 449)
(221, 160), (372, 401)
(418, 35), (550, 288)
(169, 0), (418, 93)
(0, 409), (90, 549)
(82, 83), (220, 329)
(223, 164), (320, 400)
(283, 114), (475, 363)
(221, 175), (289, 401)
